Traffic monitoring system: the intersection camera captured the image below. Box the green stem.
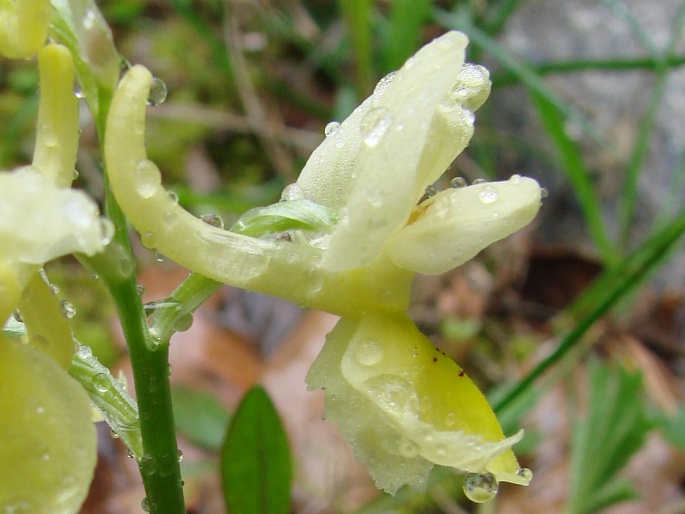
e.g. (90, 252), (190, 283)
(491, 54), (685, 87)
(85, 105), (185, 512)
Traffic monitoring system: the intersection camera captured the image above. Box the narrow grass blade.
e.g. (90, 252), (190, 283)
(567, 361), (651, 514)
(494, 209), (685, 413)
(530, 91), (617, 265)
(221, 386), (292, 514)
(380, 0), (431, 72)
(338, 0), (375, 98)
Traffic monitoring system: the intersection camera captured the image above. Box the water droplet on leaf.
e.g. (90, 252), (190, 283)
(61, 300), (76, 319)
(135, 159), (161, 199)
(93, 373), (109, 393)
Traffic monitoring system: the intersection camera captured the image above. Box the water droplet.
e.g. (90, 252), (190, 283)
(72, 169), (80, 180)
(12, 310), (23, 323)
(167, 190), (179, 205)
(76, 345), (92, 359)
(372, 71), (397, 105)
(50, 284), (60, 294)
(324, 121), (340, 137)
(162, 210), (178, 228)
(82, 9), (96, 29)
(177, 449), (184, 463)
(155, 252), (165, 263)
(89, 273), (99, 280)
(147, 77), (167, 106)
(517, 467), (533, 482)
(540, 187), (549, 199)
(397, 437), (420, 458)
(99, 217), (115, 245)
(168, 364), (173, 376)
(478, 185), (498, 204)
(126, 448), (136, 459)
(200, 212), (224, 229)
(425, 185), (438, 198)
(509, 173), (522, 185)
(280, 183), (305, 201)
(171, 312), (193, 333)
(135, 159), (161, 199)
(110, 429), (120, 439)
(363, 375), (419, 418)
(120, 57), (132, 74)
(360, 108), (393, 147)
(93, 373), (109, 393)
(472, 178), (486, 185)
(61, 300), (76, 319)
(137, 284), (146, 296)
(141, 231), (157, 249)
(141, 454), (157, 476)
(141, 497), (150, 512)
(463, 472), (499, 503)
(450, 176), (467, 188)
(355, 339), (384, 366)
(73, 83), (84, 99)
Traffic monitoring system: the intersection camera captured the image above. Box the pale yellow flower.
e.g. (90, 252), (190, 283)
(104, 31), (540, 497)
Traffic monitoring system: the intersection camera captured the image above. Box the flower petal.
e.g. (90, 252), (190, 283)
(386, 176), (542, 274)
(307, 313), (529, 494)
(297, 31), (475, 271)
(0, 167), (108, 265)
(0, 0), (51, 59)
(0, 335), (96, 513)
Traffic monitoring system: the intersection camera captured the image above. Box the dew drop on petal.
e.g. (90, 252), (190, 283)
(177, 449), (184, 463)
(280, 183), (305, 201)
(472, 178), (486, 185)
(463, 472), (499, 503)
(155, 252), (165, 263)
(360, 108), (393, 147)
(171, 312), (193, 333)
(372, 71), (397, 105)
(397, 437), (420, 458)
(450, 176), (467, 188)
(324, 121), (340, 137)
(425, 185), (438, 198)
(72, 169), (80, 180)
(137, 284), (146, 296)
(147, 77), (168, 106)
(200, 212), (224, 229)
(517, 467), (533, 482)
(355, 339), (384, 366)
(541, 187), (549, 199)
(363, 375), (419, 418)
(99, 217), (115, 245)
(167, 190), (179, 205)
(509, 173), (522, 185)
(141, 497), (150, 512)
(478, 185), (498, 204)
(135, 159), (161, 199)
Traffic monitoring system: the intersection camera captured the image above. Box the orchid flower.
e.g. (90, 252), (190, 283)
(104, 31), (541, 498)
(0, 44), (108, 512)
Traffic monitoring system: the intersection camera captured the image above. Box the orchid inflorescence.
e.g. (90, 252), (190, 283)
(1, 1), (541, 511)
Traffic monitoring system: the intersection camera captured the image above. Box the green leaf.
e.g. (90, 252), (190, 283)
(654, 408), (685, 450)
(230, 198), (338, 237)
(567, 361), (652, 514)
(221, 386), (292, 514)
(171, 385), (231, 451)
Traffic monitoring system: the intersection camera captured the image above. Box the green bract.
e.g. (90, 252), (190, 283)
(105, 31), (541, 496)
